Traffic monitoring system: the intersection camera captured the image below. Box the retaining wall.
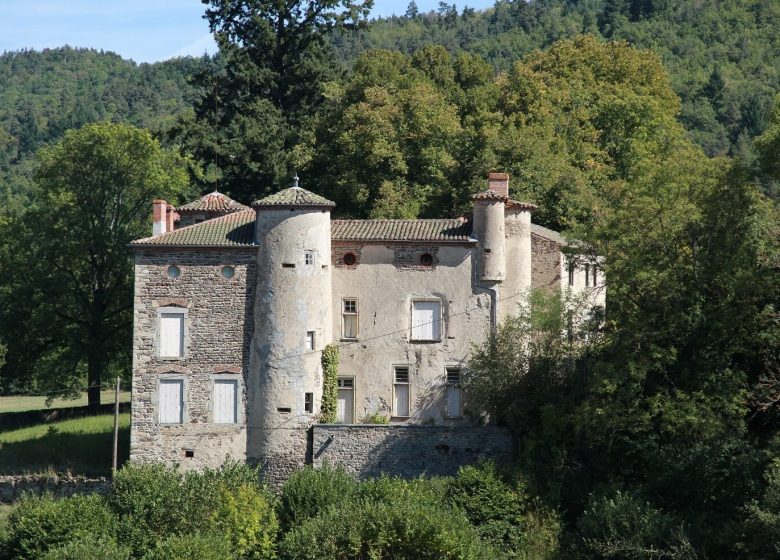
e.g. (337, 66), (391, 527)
(311, 425), (512, 479)
(0, 475), (109, 504)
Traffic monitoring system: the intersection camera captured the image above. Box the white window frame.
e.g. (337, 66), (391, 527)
(392, 365), (411, 418)
(410, 299), (442, 342)
(342, 298), (358, 340)
(158, 377), (184, 425)
(157, 306), (187, 359)
(445, 367), (463, 418)
(212, 377), (239, 424)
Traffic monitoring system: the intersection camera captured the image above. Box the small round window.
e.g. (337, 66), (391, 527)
(343, 253), (357, 266)
(419, 253), (434, 267)
(167, 265), (181, 279)
(221, 266), (235, 279)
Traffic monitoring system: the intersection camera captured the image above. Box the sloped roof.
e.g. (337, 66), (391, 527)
(177, 191), (249, 214)
(332, 219), (474, 242)
(132, 209), (256, 248)
(252, 187), (335, 208)
(132, 213), (571, 249)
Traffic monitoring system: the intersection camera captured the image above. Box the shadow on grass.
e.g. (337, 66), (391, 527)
(0, 426), (130, 477)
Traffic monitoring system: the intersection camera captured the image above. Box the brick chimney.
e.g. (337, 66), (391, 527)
(152, 199), (168, 236)
(487, 172), (509, 198)
(166, 204), (179, 233)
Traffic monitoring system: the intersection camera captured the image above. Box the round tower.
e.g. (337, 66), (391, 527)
(473, 190), (507, 282)
(248, 181), (334, 482)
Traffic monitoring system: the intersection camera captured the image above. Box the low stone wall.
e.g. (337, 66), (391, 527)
(311, 425), (512, 479)
(0, 475), (109, 504)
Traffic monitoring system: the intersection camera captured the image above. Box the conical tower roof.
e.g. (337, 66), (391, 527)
(251, 186), (335, 209)
(177, 190), (249, 214)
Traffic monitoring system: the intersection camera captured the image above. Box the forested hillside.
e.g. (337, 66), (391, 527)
(0, 47), (198, 214)
(333, 0), (780, 158)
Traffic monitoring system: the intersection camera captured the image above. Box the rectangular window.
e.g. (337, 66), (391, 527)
(445, 367), (462, 418)
(336, 378), (354, 423)
(213, 380), (237, 424)
(306, 331), (315, 351)
(159, 312), (184, 358)
(585, 263), (591, 287)
(305, 250), (315, 265)
(592, 265), (598, 286)
(159, 379), (183, 424)
(568, 262), (575, 286)
(411, 301), (441, 341)
(304, 392), (313, 413)
(393, 366), (410, 417)
(342, 299), (358, 339)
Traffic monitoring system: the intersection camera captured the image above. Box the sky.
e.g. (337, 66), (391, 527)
(0, 0), (496, 64)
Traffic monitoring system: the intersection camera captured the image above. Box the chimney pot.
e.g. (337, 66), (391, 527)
(487, 172), (509, 198)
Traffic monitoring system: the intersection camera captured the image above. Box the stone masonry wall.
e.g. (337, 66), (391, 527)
(531, 233), (561, 291)
(131, 248), (255, 469)
(0, 475), (109, 504)
(311, 425), (512, 479)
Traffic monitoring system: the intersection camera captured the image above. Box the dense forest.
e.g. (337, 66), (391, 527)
(0, 0), (777, 557)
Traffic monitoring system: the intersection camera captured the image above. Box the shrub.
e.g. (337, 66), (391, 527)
(279, 491), (496, 560)
(320, 345), (339, 423)
(109, 462), (274, 558)
(576, 490), (695, 559)
(4, 493), (117, 560)
(361, 411), (389, 424)
(141, 533), (234, 560)
(40, 536), (130, 560)
(741, 459), (780, 557)
(214, 483), (278, 560)
(446, 463), (560, 559)
(108, 463), (190, 555)
(278, 465), (357, 531)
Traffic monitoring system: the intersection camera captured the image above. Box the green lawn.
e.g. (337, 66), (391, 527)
(0, 391), (131, 413)
(0, 414), (130, 477)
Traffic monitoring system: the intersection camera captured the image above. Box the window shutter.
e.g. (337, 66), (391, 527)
(447, 386), (461, 417)
(159, 380), (183, 423)
(394, 384), (410, 417)
(160, 313), (184, 357)
(214, 380), (237, 424)
(412, 302), (440, 340)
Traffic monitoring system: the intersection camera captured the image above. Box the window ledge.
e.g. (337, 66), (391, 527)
(340, 337), (359, 342)
(408, 339), (442, 344)
(158, 356), (185, 361)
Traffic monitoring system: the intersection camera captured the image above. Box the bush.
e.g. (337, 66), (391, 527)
(279, 492), (496, 560)
(741, 459), (780, 557)
(576, 490), (695, 559)
(278, 465), (357, 531)
(214, 483), (278, 560)
(4, 493), (117, 560)
(109, 462), (274, 558)
(446, 463), (560, 559)
(40, 536), (130, 560)
(108, 463), (190, 555)
(141, 533), (234, 560)
(361, 411), (389, 424)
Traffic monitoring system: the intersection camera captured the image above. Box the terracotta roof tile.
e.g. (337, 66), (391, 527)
(252, 187), (335, 208)
(331, 219), (474, 242)
(132, 209), (255, 248)
(177, 191), (249, 214)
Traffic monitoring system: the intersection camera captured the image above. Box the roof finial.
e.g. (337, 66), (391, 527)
(292, 174), (300, 189)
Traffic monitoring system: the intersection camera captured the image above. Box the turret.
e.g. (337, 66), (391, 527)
(248, 179), (335, 481)
(472, 174), (508, 282)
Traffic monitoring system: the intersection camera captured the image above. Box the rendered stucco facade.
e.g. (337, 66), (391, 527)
(129, 175), (604, 481)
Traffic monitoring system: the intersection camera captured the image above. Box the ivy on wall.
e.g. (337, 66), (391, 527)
(320, 344), (339, 423)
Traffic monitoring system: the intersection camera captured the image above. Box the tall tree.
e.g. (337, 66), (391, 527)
(176, 0), (372, 203)
(0, 122), (191, 408)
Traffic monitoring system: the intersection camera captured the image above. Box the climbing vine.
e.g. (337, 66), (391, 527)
(320, 344), (339, 423)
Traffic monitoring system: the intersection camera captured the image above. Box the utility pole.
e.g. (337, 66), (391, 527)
(112, 376), (121, 477)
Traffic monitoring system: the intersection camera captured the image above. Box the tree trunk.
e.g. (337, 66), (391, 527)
(87, 353), (102, 411)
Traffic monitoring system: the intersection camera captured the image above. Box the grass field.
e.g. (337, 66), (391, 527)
(0, 414), (130, 477)
(0, 391), (131, 413)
